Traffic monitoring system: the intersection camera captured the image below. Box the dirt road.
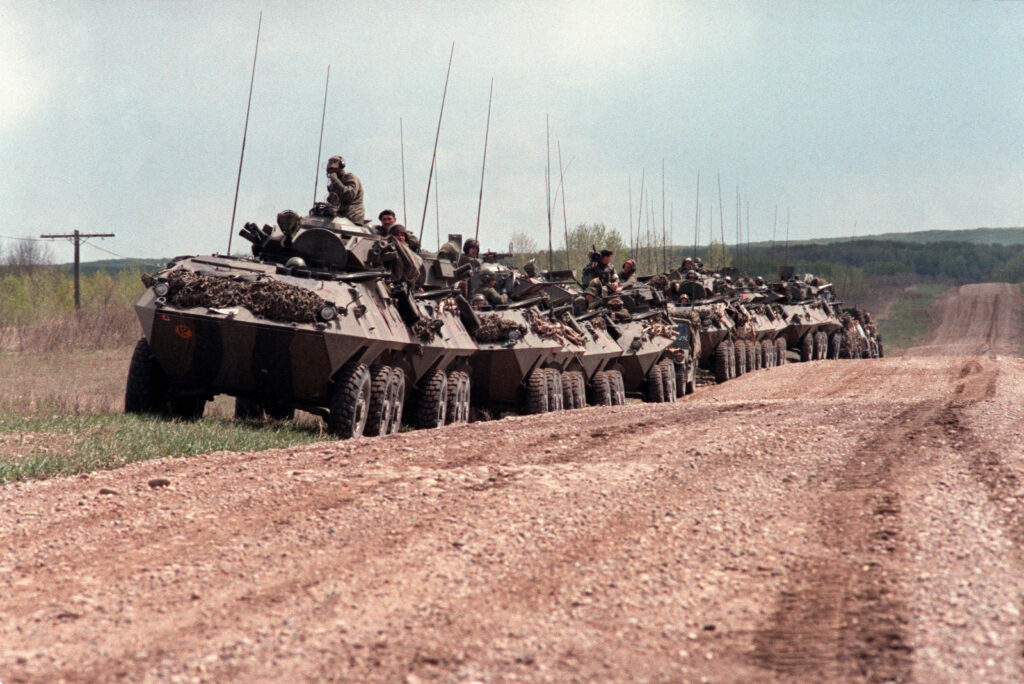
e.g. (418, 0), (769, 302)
(3, 284), (1024, 683)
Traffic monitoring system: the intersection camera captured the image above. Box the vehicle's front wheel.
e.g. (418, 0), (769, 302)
(327, 362), (372, 438)
(125, 338), (166, 414)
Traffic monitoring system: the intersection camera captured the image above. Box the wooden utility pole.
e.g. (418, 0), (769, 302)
(40, 230), (115, 309)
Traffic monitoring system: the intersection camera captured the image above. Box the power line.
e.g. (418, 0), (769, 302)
(40, 230), (115, 309)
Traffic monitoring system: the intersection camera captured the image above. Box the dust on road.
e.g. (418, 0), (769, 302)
(2, 284), (1024, 683)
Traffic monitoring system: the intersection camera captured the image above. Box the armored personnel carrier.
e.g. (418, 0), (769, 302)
(125, 204), (476, 437)
(771, 276), (843, 362)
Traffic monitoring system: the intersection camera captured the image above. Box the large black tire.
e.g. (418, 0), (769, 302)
(545, 368), (563, 412)
(414, 367), (448, 428)
(560, 372), (575, 410)
(234, 397), (263, 420)
(589, 370), (612, 406)
(828, 332), (841, 360)
(776, 337), (787, 366)
(364, 366), (394, 436)
(816, 331), (828, 360)
(327, 362), (372, 438)
(659, 361), (676, 403)
(734, 340), (747, 376)
(714, 343), (731, 383)
(685, 362), (697, 394)
(643, 365), (665, 402)
(675, 363), (687, 398)
(525, 368), (549, 414)
(800, 333), (814, 362)
(605, 369), (625, 405)
(748, 340), (759, 371)
(762, 339), (774, 369)
(573, 372), (587, 408)
(445, 371), (470, 424)
(388, 370), (406, 433)
(726, 340), (736, 378)
(877, 340), (885, 358)
(125, 338), (165, 414)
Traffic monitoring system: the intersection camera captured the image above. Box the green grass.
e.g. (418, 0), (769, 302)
(0, 413), (326, 485)
(876, 284), (950, 352)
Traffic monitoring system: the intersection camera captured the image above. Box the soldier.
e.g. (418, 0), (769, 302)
(458, 239), (481, 269)
(376, 209), (397, 236)
(681, 256), (694, 272)
(473, 272), (507, 306)
(326, 156), (365, 224)
(386, 223), (421, 252)
(582, 249), (617, 289)
(470, 293), (489, 310)
(618, 258), (638, 289)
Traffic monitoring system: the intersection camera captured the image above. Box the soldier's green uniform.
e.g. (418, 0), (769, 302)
(326, 156), (365, 224)
(438, 241), (460, 262)
(473, 283), (507, 306)
(618, 261), (638, 289)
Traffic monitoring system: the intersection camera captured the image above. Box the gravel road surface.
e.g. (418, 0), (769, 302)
(2, 283), (1023, 683)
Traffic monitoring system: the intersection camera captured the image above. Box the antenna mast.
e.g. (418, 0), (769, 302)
(558, 141), (570, 271)
(474, 78), (494, 241)
(418, 42), (454, 242)
(661, 159), (666, 272)
(312, 64), (330, 205)
(400, 118), (408, 226)
(227, 12), (262, 255)
(546, 114), (553, 271)
(692, 170), (700, 261)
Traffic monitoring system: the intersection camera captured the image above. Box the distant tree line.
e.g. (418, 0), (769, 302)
(506, 227), (1024, 285)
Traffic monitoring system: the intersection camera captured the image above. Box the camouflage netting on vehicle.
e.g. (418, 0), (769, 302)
(642, 322), (678, 341)
(679, 308), (701, 327)
(647, 274), (669, 293)
(412, 318), (444, 342)
(162, 269), (328, 324)
(525, 309), (586, 347)
(473, 314), (527, 344)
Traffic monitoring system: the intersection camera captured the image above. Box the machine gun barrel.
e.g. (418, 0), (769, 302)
(481, 250), (512, 264)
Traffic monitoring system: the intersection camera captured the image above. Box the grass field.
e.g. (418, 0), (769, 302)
(875, 284), (950, 353)
(0, 345), (331, 484)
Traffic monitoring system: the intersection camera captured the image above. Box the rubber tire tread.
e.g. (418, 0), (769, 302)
(125, 338), (163, 414)
(714, 343), (731, 383)
(525, 369), (549, 414)
(414, 368), (448, 429)
(327, 362), (372, 438)
(364, 366), (394, 436)
(589, 371), (611, 407)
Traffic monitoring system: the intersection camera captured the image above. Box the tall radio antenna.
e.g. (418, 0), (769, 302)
(227, 12), (262, 255)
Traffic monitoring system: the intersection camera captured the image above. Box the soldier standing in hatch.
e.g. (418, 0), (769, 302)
(582, 249), (618, 291)
(458, 239), (481, 269)
(326, 156), (366, 224)
(375, 209), (397, 236)
(618, 258), (638, 289)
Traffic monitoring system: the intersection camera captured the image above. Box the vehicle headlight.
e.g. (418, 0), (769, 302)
(153, 281), (170, 297)
(319, 305), (337, 321)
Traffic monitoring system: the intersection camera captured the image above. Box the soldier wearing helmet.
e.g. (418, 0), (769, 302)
(473, 271), (507, 306)
(325, 156), (366, 224)
(458, 238), (481, 269)
(386, 222), (420, 252)
(470, 293), (488, 310)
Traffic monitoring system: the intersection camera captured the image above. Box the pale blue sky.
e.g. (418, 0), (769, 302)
(2, 0), (1022, 262)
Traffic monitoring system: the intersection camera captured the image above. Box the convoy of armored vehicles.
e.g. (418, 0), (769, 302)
(125, 200), (882, 438)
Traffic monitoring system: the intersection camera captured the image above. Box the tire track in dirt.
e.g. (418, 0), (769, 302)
(753, 355), (1015, 681)
(931, 359), (1024, 670)
(752, 401), (935, 681)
